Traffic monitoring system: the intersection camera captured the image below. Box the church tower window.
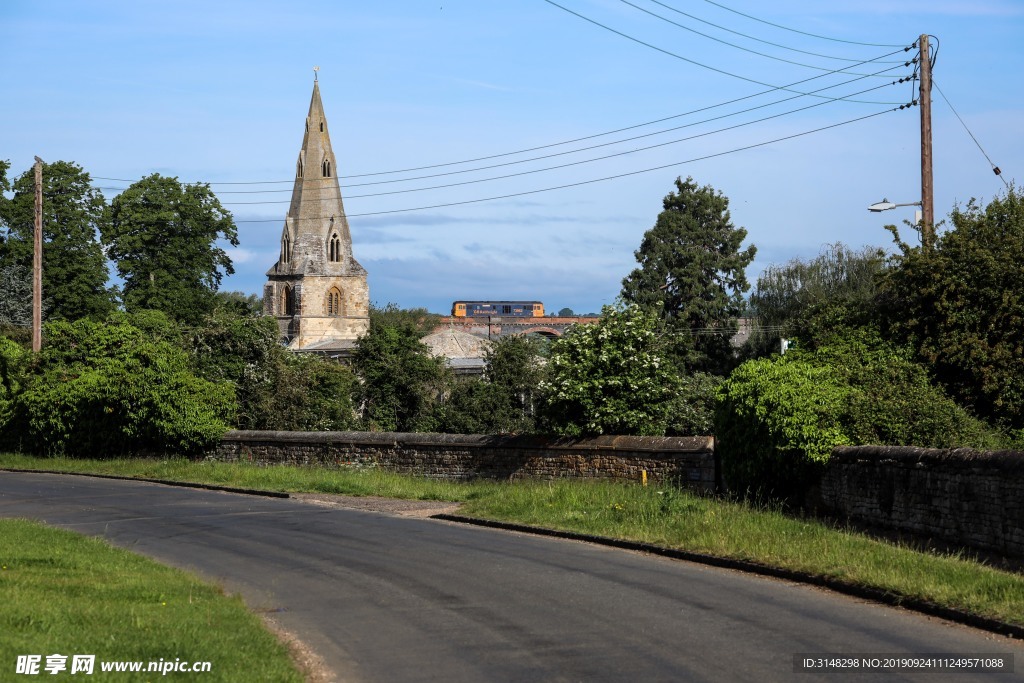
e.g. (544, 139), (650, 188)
(281, 285), (294, 316)
(322, 158), (331, 177)
(326, 287), (343, 316)
(328, 232), (341, 262)
(281, 232), (291, 263)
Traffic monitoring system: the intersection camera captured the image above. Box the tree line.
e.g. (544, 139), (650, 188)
(1, 158), (1021, 506)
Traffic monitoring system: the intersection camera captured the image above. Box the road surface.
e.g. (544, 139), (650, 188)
(0, 472), (1018, 682)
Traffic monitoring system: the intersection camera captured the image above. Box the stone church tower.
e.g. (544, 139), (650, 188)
(263, 80), (370, 349)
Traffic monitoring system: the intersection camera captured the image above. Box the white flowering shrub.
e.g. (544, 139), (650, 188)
(540, 304), (680, 436)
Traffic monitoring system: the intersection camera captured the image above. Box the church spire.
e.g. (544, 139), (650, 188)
(270, 77), (362, 277)
(264, 77), (370, 349)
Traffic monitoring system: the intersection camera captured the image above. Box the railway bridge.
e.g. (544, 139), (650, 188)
(433, 316), (598, 340)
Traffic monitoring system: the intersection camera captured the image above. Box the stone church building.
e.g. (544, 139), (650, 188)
(263, 80), (370, 350)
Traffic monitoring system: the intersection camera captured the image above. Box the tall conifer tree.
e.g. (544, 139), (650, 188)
(621, 176), (756, 375)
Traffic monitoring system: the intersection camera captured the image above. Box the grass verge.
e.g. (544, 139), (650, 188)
(0, 518), (304, 682)
(3, 453), (1023, 631)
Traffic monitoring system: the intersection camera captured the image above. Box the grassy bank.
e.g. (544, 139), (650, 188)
(3, 453), (1024, 630)
(0, 518), (304, 682)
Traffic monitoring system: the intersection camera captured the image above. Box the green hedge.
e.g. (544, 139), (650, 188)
(716, 329), (1004, 502)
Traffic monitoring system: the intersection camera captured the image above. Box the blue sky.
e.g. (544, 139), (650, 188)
(2, 1), (1020, 314)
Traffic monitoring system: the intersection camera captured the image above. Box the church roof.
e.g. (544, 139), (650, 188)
(421, 328), (492, 359)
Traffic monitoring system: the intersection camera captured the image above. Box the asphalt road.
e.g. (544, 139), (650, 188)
(1, 472), (1020, 682)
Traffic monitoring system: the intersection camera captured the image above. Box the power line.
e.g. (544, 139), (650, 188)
(98, 64), (909, 198)
(934, 79), (1009, 188)
(220, 80), (909, 206)
(543, 0), (910, 102)
(642, 0), (902, 63)
(699, 0), (905, 48)
(93, 52), (910, 189)
(617, 0), (899, 75)
(225, 106), (903, 224)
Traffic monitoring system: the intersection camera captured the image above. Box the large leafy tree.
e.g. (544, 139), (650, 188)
(104, 174), (238, 324)
(351, 319), (450, 432)
(881, 187), (1024, 433)
(747, 243), (886, 356)
(540, 304), (680, 436)
(437, 335), (547, 435)
(0, 160), (116, 321)
(621, 176), (756, 375)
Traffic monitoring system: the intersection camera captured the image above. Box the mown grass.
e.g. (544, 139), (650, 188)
(3, 453), (1024, 630)
(0, 518), (304, 682)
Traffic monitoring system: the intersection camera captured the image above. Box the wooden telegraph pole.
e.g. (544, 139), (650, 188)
(33, 156), (43, 353)
(919, 34), (934, 249)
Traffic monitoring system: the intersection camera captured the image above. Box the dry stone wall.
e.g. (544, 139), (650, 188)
(820, 446), (1024, 558)
(211, 431), (717, 492)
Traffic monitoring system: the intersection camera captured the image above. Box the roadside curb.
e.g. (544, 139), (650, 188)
(0, 469), (291, 499)
(433, 513), (1024, 641)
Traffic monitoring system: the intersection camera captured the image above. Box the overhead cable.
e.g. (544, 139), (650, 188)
(220, 80), (909, 205)
(224, 106), (904, 224)
(617, 0), (898, 75)
(642, 0), (902, 62)
(699, 0), (906, 47)
(934, 80), (1009, 188)
(543, 0), (912, 102)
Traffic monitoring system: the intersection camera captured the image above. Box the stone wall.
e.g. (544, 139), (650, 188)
(211, 431), (717, 492)
(820, 446), (1024, 558)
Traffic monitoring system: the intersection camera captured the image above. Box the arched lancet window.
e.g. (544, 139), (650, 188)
(328, 232), (341, 262)
(281, 233), (291, 263)
(281, 285), (294, 316)
(296, 158), (303, 178)
(319, 120), (324, 132)
(326, 287), (343, 317)
(322, 158), (331, 177)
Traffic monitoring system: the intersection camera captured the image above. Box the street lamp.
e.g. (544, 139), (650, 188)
(867, 198), (922, 213)
(868, 198), (924, 227)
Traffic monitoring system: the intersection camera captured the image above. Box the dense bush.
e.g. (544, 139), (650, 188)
(716, 329), (1003, 502)
(17, 318), (235, 456)
(435, 335), (547, 435)
(716, 357), (848, 501)
(541, 304), (680, 436)
(184, 311), (357, 431)
(352, 320), (449, 432)
(0, 337), (28, 447)
(665, 372), (722, 436)
(881, 188), (1024, 432)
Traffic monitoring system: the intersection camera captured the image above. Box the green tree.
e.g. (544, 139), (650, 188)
(0, 160), (116, 321)
(881, 187), (1024, 432)
(369, 302), (441, 337)
(213, 290), (263, 316)
(621, 176), (756, 375)
(0, 264), (34, 327)
(182, 311), (357, 431)
(104, 174), (238, 324)
(747, 243), (886, 356)
(437, 335), (547, 434)
(16, 316), (235, 456)
(540, 304), (680, 436)
(351, 320), (450, 432)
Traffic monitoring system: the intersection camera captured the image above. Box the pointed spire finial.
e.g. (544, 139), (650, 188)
(313, 65), (320, 82)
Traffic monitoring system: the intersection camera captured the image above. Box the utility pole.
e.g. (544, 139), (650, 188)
(32, 156), (43, 353)
(919, 34), (934, 249)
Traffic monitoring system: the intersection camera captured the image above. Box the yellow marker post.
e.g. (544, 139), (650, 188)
(641, 469), (648, 487)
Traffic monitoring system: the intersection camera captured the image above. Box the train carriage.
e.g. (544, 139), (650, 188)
(452, 301), (544, 317)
